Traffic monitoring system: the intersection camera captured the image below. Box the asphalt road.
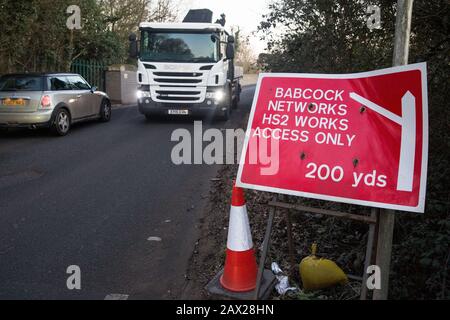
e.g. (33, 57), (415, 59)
(0, 85), (256, 300)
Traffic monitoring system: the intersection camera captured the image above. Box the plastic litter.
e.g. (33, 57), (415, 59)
(271, 262), (297, 295)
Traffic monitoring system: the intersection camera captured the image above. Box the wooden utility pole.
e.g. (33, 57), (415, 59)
(392, 0), (414, 66)
(372, 0), (414, 300)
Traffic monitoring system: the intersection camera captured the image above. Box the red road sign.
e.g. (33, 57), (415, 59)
(237, 63), (428, 213)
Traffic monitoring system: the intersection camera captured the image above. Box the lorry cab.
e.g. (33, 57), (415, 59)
(130, 10), (242, 121)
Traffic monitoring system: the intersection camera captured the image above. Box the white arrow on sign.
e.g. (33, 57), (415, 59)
(350, 91), (416, 192)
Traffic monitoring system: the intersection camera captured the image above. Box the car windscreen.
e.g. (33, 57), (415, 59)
(140, 31), (219, 63)
(0, 75), (44, 91)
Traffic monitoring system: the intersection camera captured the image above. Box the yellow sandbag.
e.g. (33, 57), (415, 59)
(299, 243), (348, 291)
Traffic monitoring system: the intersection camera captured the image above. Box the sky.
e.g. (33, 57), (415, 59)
(179, 0), (273, 56)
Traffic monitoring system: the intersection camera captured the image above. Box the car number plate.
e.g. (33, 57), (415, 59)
(3, 98), (25, 106)
(168, 109), (189, 115)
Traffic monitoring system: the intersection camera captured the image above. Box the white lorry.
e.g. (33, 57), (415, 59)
(129, 9), (243, 121)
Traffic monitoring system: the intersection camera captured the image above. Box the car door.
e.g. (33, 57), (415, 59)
(77, 76), (103, 115)
(67, 75), (96, 118)
(48, 76), (82, 118)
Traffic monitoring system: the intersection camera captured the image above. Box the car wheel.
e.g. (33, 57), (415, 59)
(52, 109), (71, 136)
(100, 100), (111, 122)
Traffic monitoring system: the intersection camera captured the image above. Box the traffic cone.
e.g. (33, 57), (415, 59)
(220, 184), (258, 292)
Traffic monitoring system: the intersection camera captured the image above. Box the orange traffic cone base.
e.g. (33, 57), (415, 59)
(220, 248), (257, 292)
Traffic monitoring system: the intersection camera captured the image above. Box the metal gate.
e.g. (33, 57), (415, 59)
(70, 60), (106, 91)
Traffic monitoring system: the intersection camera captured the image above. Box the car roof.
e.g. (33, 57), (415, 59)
(0, 73), (81, 77)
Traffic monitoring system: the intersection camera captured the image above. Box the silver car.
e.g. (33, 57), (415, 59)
(0, 73), (111, 136)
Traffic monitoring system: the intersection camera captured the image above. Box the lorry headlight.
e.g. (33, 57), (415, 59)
(207, 90), (225, 101)
(137, 90), (150, 99)
(214, 90), (225, 101)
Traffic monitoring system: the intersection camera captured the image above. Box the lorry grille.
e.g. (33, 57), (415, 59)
(153, 72), (203, 77)
(157, 96), (200, 101)
(150, 70), (207, 103)
(156, 90), (201, 101)
(154, 78), (202, 84)
(156, 90), (201, 96)
(151, 87), (204, 103)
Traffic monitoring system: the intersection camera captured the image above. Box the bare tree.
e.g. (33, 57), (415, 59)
(99, 0), (151, 38)
(100, 0), (181, 39)
(148, 0), (179, 22)
(234, 29), (258, 74)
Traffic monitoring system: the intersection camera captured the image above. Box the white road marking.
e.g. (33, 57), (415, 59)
(104, 294), (129, 300)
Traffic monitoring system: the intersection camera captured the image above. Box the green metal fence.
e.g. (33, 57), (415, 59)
(70, 60), (106, 91)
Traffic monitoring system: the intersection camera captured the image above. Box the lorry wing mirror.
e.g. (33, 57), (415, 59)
(129, 33), (139, 59)
(226, 43), (235, 60)
(227, 35), (235, 44)
(211, 34), (219, 43)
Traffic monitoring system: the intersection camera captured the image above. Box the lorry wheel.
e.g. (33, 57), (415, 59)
(232, 96), (239, 109)
(224, 105), (231, 120)
(218, 106), (230, 122)
(217, 90), (232, 121)
(232, 84), (241, 110)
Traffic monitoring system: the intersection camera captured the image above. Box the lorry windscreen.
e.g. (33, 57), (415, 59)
(140, 31), (219, 63)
